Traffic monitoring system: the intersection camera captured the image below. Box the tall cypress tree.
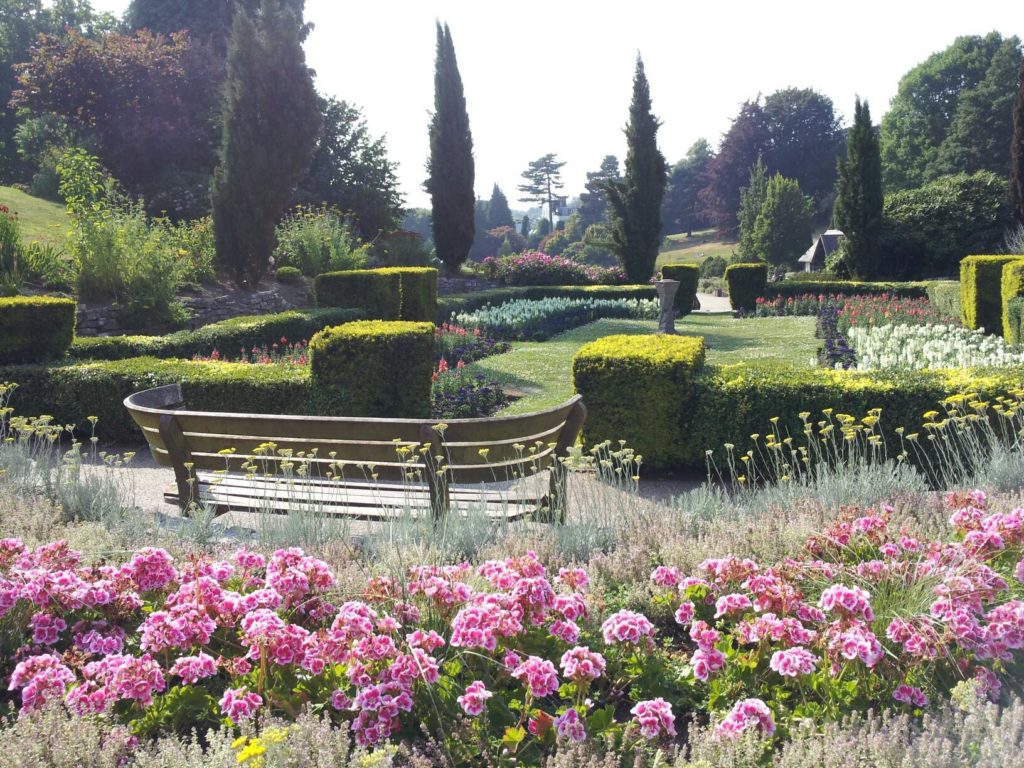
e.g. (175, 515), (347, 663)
(603, 55), (666, 282)
(833, 98), (883, 278)
(211, 0), (320, 286)
(737, 155), (768, 260)
(487, 183), (513, 229)
(425, 22), (474, 274)
(1011, 60), (1024, 229)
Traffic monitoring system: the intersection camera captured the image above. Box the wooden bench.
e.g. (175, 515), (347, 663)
(123, 384), (586, 522)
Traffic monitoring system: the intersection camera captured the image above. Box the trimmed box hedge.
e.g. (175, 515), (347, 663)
(438, 285), (656, 322)
(764, 280), (932, 300)
(314, 269), (402, 319)
(960, 255), (1024, 334)
(0, 296), (76, 364)
(1007, 298), (1024, 347)
(927, 281), (962, 323)
(661, 264), (700, 316)
(383, 267), (438, 322)
(572, 334), (706, 470)
(68, 308), (363, 361)
(724, 263), (768, 312)
(1001, 260), (1024, 343)
(310, 320), (434, 418)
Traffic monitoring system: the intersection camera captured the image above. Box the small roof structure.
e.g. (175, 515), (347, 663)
(798, 229), (844, 271)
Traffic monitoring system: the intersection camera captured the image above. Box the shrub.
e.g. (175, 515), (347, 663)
(0, 205), (23, 294)
(313, 269), (402, 319)
(699, 254), (728, 278)
(573, 334), (706, 469)
(1001, 260), (1024, 343)
(661, 263), (699, 317)
(309, 320), (434, 418)
(0, 297), (76, 363)
(275, 266), (303, 283)
(1008, 298), (1024, 347)
(68, 308), (362, 361)
(379, 267), (438, 322)
(480, 251), (625, 286)
(927, 281), (962, 322)
(273, 207), (370, 277)
(724, 263), (768, 311)
(960, 255), (1023, 333)
(764, 280), (932, 300)
(370, 229), (432, 267)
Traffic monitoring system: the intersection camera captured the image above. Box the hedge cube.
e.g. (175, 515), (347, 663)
(724, 263), (768, 312)
(572, 334), (706, 470)
(661, 264), (700, 316)
(1001, 260), (1024, 343)
(960, 255), (1023, 334)
(383, 267), (438, 322)
(927, 281), (962, 324)
(1007, 298), (1024, 347)
(0, 296), (76, 363)
(313, 269), (402, 319)
(309, 320), (434, 418)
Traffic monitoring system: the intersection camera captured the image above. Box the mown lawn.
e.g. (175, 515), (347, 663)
(0, 185), (68, 245)
(471, 314), (817, 414)
(656, 228), (736, 270)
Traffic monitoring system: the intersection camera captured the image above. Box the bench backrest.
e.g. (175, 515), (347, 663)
(124, 384), (585, 486)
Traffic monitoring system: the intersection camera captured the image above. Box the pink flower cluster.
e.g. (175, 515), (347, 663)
(631, 697), (676, 739)
(893, 684), (928, 708)
(716, 698), (776, 738)
(601, 609), (656, 649)
(769, 647), (819, 677)
(457, 680), (492, 716)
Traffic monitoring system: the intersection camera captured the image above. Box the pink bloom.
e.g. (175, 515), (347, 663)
(457, 680), (492, 716)
(631, 698), (676, 739)
(674, 601), (695, 626)
(560, 646), (606, 682)
(30, 613), (66, 645)
(550, 619), (580, 644)
(554, 708), (587, 742)
(651, 565), (681, 588)
(1015, 559), (1024, 584)
(601, 609), (655, 649)
(8, 654), (76, 712)
(692, 647), (726, 681)
(220, 686), (263, 722)
(716, 698), (776, 738)
(819, 584), (874, 621)
(169, 653), (218, 685)
(512, 656), (560, 698)
(893, 684), (928, 708)
(557, 567), (589, 590)
(714, 593), (754, 619)
(330, 689), (351, 710)
(126, 547), (177, 591)
(769, 647), (819, 677)
(689, 620), (720, 650)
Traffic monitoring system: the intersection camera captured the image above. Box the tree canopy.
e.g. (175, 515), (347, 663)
(517, 153), (566, 230)
(662, 139), (713, 236)
(577, 154), (619, 228)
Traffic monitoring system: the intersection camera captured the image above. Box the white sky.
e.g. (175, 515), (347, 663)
(88, 0), (1023, 209)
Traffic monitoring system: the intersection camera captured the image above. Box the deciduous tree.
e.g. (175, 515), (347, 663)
(662, 139), (712, 236)
(700, 99), (769, 235)
(748, 174), (814, 267)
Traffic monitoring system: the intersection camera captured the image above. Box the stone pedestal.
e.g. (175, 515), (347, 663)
(655, 279), (680, 334)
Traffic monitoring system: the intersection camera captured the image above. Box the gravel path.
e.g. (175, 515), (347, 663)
(694, 292), (732, 313)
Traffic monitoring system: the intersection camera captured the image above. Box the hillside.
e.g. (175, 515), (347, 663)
(0, 186), (68, 245)
(656, 228), (736, 271)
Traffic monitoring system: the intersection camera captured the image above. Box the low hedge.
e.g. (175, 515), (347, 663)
(572, 334), (706, 470)
(960, 255), (1023, 334)
(660, 264), (700, 316)
(68, 308), (363, 361)
(724, 263), (767, 312)
(438, 285), (655, 321)
(927, 281), (962, 323)
(1001, 260), (1024, 343)
(1008, 298), (1024, 347)
(764, 280), (932, 300)
(314, 269), (402, 319)
(0, 297), (76, 364)
(310, 320), (434, 418)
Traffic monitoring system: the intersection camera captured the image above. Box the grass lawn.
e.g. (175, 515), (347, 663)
(656, 228), (736, 271)
(0, 185), (68, 245)
(471, 314), (817, 415)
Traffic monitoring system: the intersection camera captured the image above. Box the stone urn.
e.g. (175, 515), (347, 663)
(655, 279), (680, 334)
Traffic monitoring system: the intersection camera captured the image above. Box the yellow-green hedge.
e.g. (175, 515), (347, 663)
(1001, 260), (1024, 343)
(661, 264), (700, 316)
(572, 334), (706, 469)
(724, 263), (768, 312)
(0, 296), (76, 363)
(960, 255), (1024, 334)
(309, 320), (434, 418)
(314, 269), (402, 319)
(381, 267), (438, 322)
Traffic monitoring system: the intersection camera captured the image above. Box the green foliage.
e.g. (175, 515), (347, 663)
(211, 0), (321, 286)
(387, 267), (438, 322)
(439, 284), (655, 320)
(1008, 297), (1024, 347)
(1002, 260), (1024, 342)
(661, 263), (699, 317)
(765, 280), (932, 300)
(577, 155), (619, 228)
(572, 333), (706, 469)
(273, 207), (370, 277)
(702, 99), (769, 234)
(878, 171), (1010, 279)
(309, 320), (434, 418)
(736, 156), (768, 260)
(700, 254), (728, 278)
(0, 204), (23, 294)
(517, 153), (566, 230)
(959, 255), (1023, 333)
(603, 56), (667, 282)
(486, 183), (513, 229)
(426, 22), (475, 273)
(927, 281), (963, 322)
(748, 174), (814, 266)
(724, 263), (768, 311)
(371, 230), (431, 267)
(0, 296), (75, 363)
(762, 87), (843, 201)
(313, 269), (402, 319)
(1013, 60), (1024, 228)
(275, 266), (302, 282)
(662, 139), (713, 236)
(67, 308), (362, 361)
(833, 98), (883, 279)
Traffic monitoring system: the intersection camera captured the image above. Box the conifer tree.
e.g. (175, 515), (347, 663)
(520, 214), (530, 238)
(517, 154), (566, 230)
(211, 0), (320, 286)
(425, 22), (475, 273)
(833, 98), (883, 277)
(737, 156), (768, 260)
(1011, 61), (1024, 229)
(603, 55), (666, 282)
(487, 183), (514, 229)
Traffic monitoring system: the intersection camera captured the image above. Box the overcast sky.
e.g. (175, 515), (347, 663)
(86, 0), (1022, 209)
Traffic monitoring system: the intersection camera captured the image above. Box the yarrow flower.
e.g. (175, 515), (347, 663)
(716, 698), (776, 738)
(630, 698), (676, 739)
(457, 680), (492, 716)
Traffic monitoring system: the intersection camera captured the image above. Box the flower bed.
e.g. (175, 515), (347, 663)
(430, 358), (507, 418)
(846, 323), (1024, 371)
(480, 251), (626, 286)
(452, 296), (659, 341)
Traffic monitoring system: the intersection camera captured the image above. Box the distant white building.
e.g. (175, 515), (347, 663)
(550, 196), (578, 227)
(798, 229), (844, 272)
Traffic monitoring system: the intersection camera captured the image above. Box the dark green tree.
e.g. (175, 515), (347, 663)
(736, 156), (768, 260)
(577, 154), (619, 227)
(833, 98), (883, 278)
(211, 0), (320, 286)
(1012, 61), (1024, 228)
(520, 214), (530, 238)
(662, 138), (712, 236)
(517, 153), (566, 230)
(603, 55), (666, 282)
(127, 0), (247, 53)
(425, 22), (475, 274)
(762, 88), (843, 201)
(748, 174), (814, 267)
(487, 183), (513, 229)
(700, 99), (769, 234)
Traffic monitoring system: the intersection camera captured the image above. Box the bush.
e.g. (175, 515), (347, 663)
(275, 266), (303, 283)
(313, 269), (402, 319)
(0, 297), (76, 363)
(68, 308), (363, 361)
(1008, 298), (1024, 347)
(380, 267), (438, 322)
(370, 230), (432, 267)
(273, 207), (371, 277)
(699, 254), (728, 278)
(661, 263), (699, 317)
(309, 320), (434, 418)
(878, 171), (1010, 279)
(724, 263), (768, 311)
(572, 334), (706, 470)
(927, 281), (962, 322)
(765, 280), (932, 300)
(1001, 260), (1024, 343)
(480, 251), (625, 286)
(438, 284), (656, 321)
(960, 255), (1023, 333)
